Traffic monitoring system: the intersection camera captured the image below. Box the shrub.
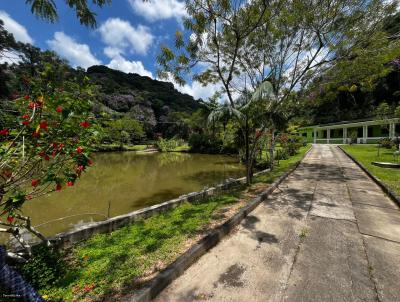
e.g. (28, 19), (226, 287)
(188, 133), (238, 154)
(156, 137), (185, 152)
(279, 134), (302, 156)
(16, 246), (66, 290)
(379, 138), (394, 149)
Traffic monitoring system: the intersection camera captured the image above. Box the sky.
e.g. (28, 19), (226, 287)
(0, 0), (217, 100)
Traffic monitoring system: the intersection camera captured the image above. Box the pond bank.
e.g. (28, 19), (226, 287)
(19, 145), (311, 301)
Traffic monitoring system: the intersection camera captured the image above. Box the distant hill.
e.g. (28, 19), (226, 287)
(86, 65), (205, 139)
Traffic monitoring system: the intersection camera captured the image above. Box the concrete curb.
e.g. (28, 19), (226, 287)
(338, 146), (400, 208)
(126, 147), (312, 302)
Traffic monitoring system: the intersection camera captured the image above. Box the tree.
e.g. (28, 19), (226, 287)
(0, 62), (97, 260)
(105, 117), (144, 149)
(25, 0), (112, 28)
(158, 0), (395, 183)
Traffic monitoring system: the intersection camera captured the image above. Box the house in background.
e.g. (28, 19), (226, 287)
(298, 118), (400, 144)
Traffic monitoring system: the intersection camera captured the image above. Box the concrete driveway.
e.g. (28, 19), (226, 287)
(154, 145), (400, 302)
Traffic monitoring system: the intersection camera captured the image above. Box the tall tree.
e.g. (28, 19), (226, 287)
(158, 0), (397, 183)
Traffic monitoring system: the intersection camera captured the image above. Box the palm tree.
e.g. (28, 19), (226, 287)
(207, 81), (285, 184)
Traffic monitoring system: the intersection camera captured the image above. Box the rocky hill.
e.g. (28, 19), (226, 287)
(87, 66), (203, 135)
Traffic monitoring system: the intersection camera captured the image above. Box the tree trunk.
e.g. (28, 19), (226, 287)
(245, 118), (252, 185)
(269, 130), (275, 171)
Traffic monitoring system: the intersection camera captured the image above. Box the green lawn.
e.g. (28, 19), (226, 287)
(21, 144), (310, 301)
(341, 144), (400, 195)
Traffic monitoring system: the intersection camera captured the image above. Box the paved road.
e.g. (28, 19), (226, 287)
(155, 145), (400, 302)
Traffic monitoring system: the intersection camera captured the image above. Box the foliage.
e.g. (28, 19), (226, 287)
(16, 246), (66, 290)
(294, 11), (400, 126)
(375, 102), (391, 120)
(155, 137), (186, 152)
(379, 138), (395, 149)
(0, 61), (97, 254)
(188, 133), (237, 154)
(157, 0), (393, 182)
(103, 117), (144, 148)
(25, 0), (112, 27)
(279, 134), (303, 156)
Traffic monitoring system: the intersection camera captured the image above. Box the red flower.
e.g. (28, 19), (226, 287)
(22, 121), (30, 126)
(58, 143), (65, 150)
(44, 155), (50, 161)
(0, 129), (9, 136)
(67, 181), (74, 187)
(39, 120), (48, 130)
(38, 151), (46, 158)
(79, 121), (90, 128)
(76, 146), (83, 154)
(52, 142), (58, 149)
(31, 179), (40, 187)
(56, 183), (62, 191)
(56, 106), (63, 113)
(76, 165), (85, 176)
(24, 95), (30, 100)
(2, 170), (12, 178)
(52, 150), (57, 158)
(28, 102), (36, 109)
(22, 114), (30, 120)
(32, 131), (40, 138)
(83, 284), (95, 292)
(6, 216), (14, 224)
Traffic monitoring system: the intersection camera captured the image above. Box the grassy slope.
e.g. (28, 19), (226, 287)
(341, 145), (400, 195)
(36, 145), (311, 301)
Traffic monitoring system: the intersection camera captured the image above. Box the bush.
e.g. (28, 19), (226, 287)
(379, 138), (394, 149)
(188, 133), (238, 154)
(156, 137), (185, 152)
(16, 246), (66, 290)
(279, 134), (302, 156)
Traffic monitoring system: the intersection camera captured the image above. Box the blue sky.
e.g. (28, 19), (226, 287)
(0, 0), (216, 100)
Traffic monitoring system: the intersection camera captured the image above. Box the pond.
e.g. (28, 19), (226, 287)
(14, 151), (245, 239)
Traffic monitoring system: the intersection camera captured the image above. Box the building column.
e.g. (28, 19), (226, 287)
(327, 128), (330, 144)
(363, 125), (368, 144)
(390, 123), (395, 138)
(343, 128), (347, 144)
(313, 128), (317, 144)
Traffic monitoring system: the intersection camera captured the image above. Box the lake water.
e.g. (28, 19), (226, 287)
(14, 151), (244, 239)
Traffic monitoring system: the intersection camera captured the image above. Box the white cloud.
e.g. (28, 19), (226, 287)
(127, 0), (188, 22)
(0, 10), (33, 44)
(176, 81), (221, 100)
(107, 55), (153, 78)
(160, 73), (221, 100)
(47, 32), (101, 69)
(104, 46), (122, 59)
(98, 18), (153, 55)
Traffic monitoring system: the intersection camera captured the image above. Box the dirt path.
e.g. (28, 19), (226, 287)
(154, 145), (400, 302)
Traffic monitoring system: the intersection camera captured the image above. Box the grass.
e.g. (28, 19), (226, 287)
(255, 144), (310, 184)
(39, 193), (240, 301)
(169, 143), (190, 152)
(24, 144), (311, 301)
(341, 144), (400, 196)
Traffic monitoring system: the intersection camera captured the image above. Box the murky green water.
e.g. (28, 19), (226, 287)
(14, 152), (244, 239)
